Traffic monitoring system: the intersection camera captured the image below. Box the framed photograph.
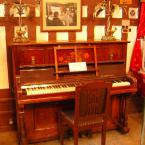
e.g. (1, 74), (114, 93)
(41, 0), (81, 31)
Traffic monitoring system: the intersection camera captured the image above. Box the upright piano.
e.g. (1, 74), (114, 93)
(9, 40), (137, 145)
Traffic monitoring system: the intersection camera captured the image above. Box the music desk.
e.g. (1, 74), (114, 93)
(139, 70), (145, 145)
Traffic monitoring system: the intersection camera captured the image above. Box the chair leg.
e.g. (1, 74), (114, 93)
(73, 127), (78, 145)
(101, 124), (106, 145)
(58, 114), (64, 145)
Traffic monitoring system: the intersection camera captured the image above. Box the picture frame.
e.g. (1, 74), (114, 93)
(41, 0), (81, 31)
(120, 0), (132, 4)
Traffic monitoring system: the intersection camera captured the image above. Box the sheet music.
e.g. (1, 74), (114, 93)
(68, 62), (87, 72)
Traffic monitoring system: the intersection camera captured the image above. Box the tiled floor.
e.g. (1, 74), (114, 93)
(0, 113), (143, 145)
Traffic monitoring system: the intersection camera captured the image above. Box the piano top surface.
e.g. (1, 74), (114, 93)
(9, 40), (130, 47)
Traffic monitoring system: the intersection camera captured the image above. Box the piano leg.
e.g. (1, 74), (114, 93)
(118, 94), (130, 133)
(18, 105), (28, 145)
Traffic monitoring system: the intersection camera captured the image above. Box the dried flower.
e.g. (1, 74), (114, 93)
(10, 3), (30, 17)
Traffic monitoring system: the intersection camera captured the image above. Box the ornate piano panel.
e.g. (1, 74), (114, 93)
(9, 41), (137, 145)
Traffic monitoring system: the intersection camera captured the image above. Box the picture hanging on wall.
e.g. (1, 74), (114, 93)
(41, 0), (81, 31)
(129, 8), (138, 19)
(120, 0), (132, 4)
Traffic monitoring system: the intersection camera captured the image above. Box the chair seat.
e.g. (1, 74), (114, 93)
(61, 110), (104, 127)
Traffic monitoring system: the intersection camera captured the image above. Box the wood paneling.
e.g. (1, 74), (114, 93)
(24, 101), (72, 142)
(0, 98), (15, 111)
(0, 111), (16, 131)
(0, 89), (16, 131)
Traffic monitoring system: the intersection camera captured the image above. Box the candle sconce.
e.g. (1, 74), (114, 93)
(8, 0), (40, 43)
(9, 0), (30, 42)
(102, 0), (118, 40)
(93, 0), (125, 40)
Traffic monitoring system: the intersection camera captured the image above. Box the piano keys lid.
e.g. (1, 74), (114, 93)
(20, 68), (55, 84)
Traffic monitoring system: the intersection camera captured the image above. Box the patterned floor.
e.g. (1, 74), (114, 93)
(0, 113), (143, 145)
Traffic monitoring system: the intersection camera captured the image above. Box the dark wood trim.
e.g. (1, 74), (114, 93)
(0, 111), (16, 132)
(0, 110), (16, 132)
(0, 89), (13, 98)
(0, 98), (15, 102)
(0, 110), (15, 114)
(0, 89), (16, 131)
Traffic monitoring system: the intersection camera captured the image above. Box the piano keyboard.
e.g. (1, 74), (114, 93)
(21, 80), (131, 96)
(21, 82), (81, 96)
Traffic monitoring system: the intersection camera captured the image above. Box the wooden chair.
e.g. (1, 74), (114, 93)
(58, 81), (111, 145)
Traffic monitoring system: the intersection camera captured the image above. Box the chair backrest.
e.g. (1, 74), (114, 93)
(74, 81), (111, 123)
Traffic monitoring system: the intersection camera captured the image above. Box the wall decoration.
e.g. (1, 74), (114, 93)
(10, 0), (30, 42)
(120, 0), (132, 4)
(129, 8), (138, 19)
(41, 0), (81, 31)
(93, 0), (127, 40)
(14, 25), (28, 42)
(0, 0), (40, 43)
(121, 19), (131, 33)
(93, 0), (118, 40)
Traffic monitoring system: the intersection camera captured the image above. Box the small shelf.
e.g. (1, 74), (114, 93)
(98, 60), (125, 64)
(19, 64), (54, 69)
(57, 61), (95, 66)
(54, 69), (96, 75)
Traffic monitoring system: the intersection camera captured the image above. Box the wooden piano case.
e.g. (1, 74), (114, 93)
(9, 40), (137, 145)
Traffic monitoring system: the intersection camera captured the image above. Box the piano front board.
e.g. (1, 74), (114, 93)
(9, 40), (137, 144)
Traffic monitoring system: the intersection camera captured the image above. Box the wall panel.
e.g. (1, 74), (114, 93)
(0, 89), (16, 131)
(0, 27), (9, 89)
